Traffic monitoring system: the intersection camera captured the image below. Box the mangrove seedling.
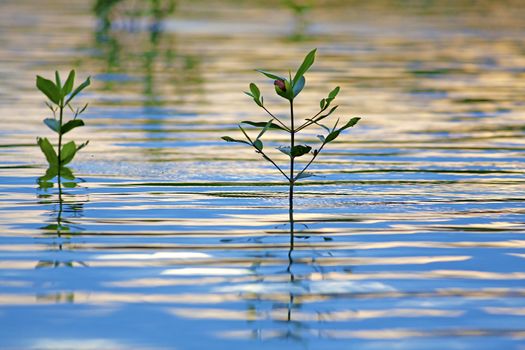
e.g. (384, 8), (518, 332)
(222, 49), (360, 247)
(36, 70), (91, 183)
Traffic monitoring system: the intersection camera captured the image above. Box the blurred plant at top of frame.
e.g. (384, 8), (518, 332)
(283, 0), (314, 41)
(94, 0), (176, 40)
(222, 49), (361, 247)
(36, 70), (91, 186)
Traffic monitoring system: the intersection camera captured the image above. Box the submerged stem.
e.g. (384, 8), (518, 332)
(57, 174), (63, 239)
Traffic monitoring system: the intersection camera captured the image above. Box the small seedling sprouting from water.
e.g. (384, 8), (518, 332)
(222, 49), (361, 246)
(36, 70), (91, 182)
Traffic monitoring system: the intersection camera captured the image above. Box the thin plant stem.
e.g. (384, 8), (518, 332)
(289, 100), (295, 253)
(57, 101), (63, 181)
(258, 149), (290, 181)
(295, 108), (325, 132)
(57, 173), (63, 239)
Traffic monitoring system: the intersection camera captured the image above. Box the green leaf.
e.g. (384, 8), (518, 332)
(253, 139), (263, 151)
(36, 76), (61, 104)
(65, 76), (91, 105)
(60, 166), (76, 180)
(39, 166), (58, 182)
(62, 181), (78, 188)
(62, 70), (75, 95)
(320, 98), (326, 109)
(328, 86), (340, 100)
(76, 140), (89, 152)
(43, 118), (60, 133)
(60, 141), (77, 165)
(256, 69), (285, 81)
(339, 117), (361, 131)
(241, 120), (287, 131)
(291, 144), (312, 158)
(249, 83), (260, 99)
(292, 75), (305, 97)
(255, 120), (274, 141)
(37, 137), (58, 167)
(61, 119), (85, 135)
(279, 145), (312, 157)
(246, 83), (263, 107)
(293, 48), (316, 85)
(77, 103), (88, 115)
(221, 136), (250, 145)
(314, 105), (339, 124)
(325, 130), (341, 143)
(55, 71), (62, 91)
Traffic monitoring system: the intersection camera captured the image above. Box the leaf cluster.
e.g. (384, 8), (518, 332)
(36, 70), (91, 181)
(223, 49), (361, 183)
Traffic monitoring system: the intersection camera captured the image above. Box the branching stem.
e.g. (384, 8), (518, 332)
(261, 105), (291, 132)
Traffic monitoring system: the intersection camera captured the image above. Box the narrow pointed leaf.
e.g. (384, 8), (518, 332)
(63, 70), (75, 95)
(55, 71), (62, 91)
(76, 140), (89, 152)
(293, 48), (316, 85)
(328, 86), (340, 100)
(241, 120), (287, 131)
(37, 137), (58, 167)
(325, 130), (341, 143)
(339, 117), (361, 131)
(60, 141), (77, 165)
(79, 103), (88, 114)
(296, 172), (314, 180)
(292, 75), (305, 97)
(256, 69), (285, 81)
(320, 98), (326, 109)
(256, 120), (274, 140)
(61, 119), (85, 135)
(36, 76), (61, 104)
(221, 136), (250, 145)
(65, 76), (91, 105)
(43, 118), (60, 133)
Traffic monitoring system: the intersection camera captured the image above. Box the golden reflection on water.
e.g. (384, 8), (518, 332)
(0, 0), (524, 348)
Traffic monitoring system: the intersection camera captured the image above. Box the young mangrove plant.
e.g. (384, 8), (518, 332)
(222, 49), (361, 248)
(36, 70), (91, 183)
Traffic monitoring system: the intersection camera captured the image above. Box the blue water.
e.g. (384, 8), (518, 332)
(0, 1), (524, 349)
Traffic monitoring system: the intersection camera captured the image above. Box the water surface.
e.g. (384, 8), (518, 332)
(0, 1), (524, 349)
